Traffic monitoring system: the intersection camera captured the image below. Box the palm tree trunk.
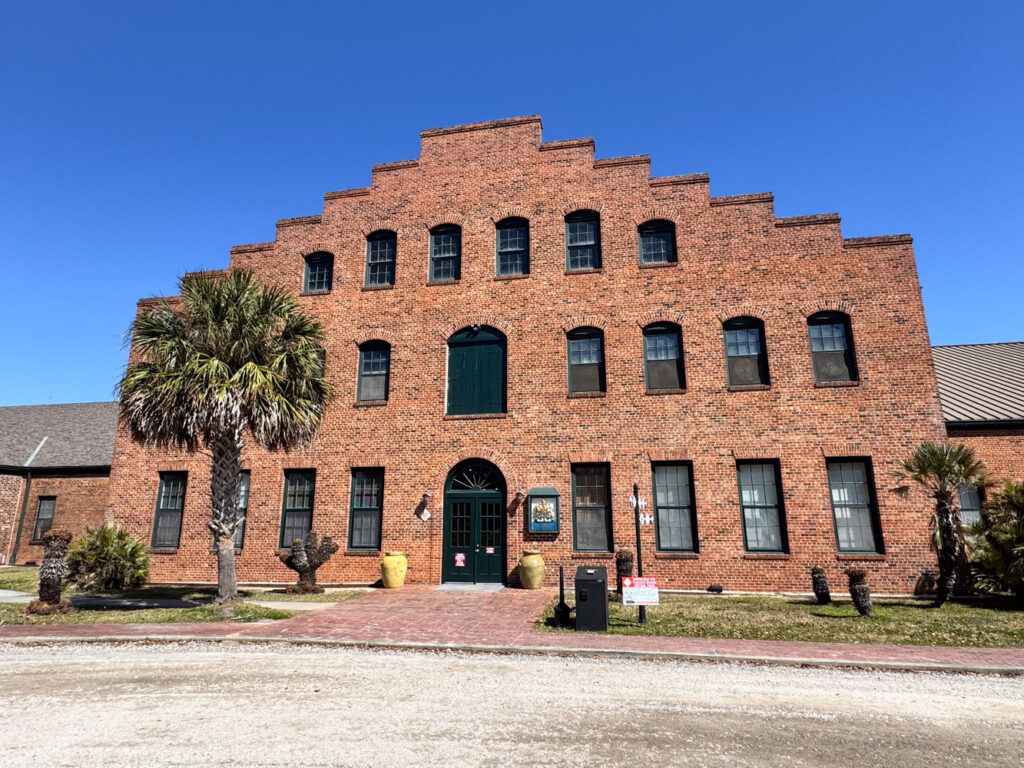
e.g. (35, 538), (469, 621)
(934, 496), (961, 607)
(209, 421), (244, 604)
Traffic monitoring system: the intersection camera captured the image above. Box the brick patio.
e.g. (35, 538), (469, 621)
(2, 586), (1023, 674)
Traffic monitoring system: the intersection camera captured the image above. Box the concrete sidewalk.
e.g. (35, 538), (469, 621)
(2, 585), (1022, 675)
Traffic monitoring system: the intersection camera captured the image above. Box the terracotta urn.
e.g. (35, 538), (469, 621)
(519, 550), (545, 589)
(380, 551), (408, 588)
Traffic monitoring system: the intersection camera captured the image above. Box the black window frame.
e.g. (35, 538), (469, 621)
(357, 340), (391, 403)
(958, 484), (984, 528)
(152, 472), (187, 549)
(826, 458), (884, 554)
(303, 251), (334, 293)
(279, 469), (316, 549)
(565, 210), (601, 271)
(723, 316), (770, 387)
(495, 216), (530, 277)
(348, 468), (384, 551)
(571, 463), (613, 552)
(643, 322), (685, 391)
(638, 219), (678, 265)
(567, 327), (606, 394)
(736, 460), (789, 554)
(651, 462), (698, 552)
(429, 224), (462, 283)
(31, 496), (56, 542)
(365, 230), (397, 288)
(808, 311), (859, 383)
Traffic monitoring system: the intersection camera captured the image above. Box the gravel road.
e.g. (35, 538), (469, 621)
(1, 643), (1021, 767)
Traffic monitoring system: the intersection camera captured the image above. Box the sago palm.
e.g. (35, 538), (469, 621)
(118, 269), (331, 603)
(969, 480), (1024, 604)
(892, 441), (988, 607)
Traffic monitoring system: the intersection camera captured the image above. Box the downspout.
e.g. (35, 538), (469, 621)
(9, 436), (47, 564)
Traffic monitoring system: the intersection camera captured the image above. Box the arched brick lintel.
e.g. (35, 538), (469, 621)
(799, 298), (856, 319)
(715, 305), (770, 324)
(636, 309), (686, 329)
(561, 315), (608, 333)
(438, 317), (514, 340)
(440, 448), (522, 499)
(351, 327), (397, 346)
(298, 242), (336, 259)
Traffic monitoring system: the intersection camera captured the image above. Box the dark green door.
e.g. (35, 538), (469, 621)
(447, 326), (506, 415)
(442, 460), (506, 584)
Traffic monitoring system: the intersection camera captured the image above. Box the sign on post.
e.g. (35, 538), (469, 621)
(621, 576), (659, 606)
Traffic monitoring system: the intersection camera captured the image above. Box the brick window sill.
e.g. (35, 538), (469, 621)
(836, 553), (886, 561)
(426, 279), (460, 287)
(361, 284), (394, 292)
(571, 552), (613, 559)
(727, 384), (771, 392)
(345, 549), (381, 557)
(814, 380), (861, 388)
(300, 290), (331, 297)
(149, 548), (179, 555)
(654, 551), (699, 559)
(742, 553), (790, 560)
(638, 261), (677, 270)
(443, 413), (508, 421)
(564, 268), (603, 276)
(567, 392), (606, 399)
(645, 388), (686, 396)
(354, 400), (388, 408)
(493, 273), (529, 281)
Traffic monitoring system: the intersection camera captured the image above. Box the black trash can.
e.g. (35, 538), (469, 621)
(574, 566), (608, 632)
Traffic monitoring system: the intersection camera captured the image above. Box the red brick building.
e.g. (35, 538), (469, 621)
(98, 115), (963, 594)
(1, 402), (116, 565)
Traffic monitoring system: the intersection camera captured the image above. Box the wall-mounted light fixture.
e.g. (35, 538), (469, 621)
(418, 491), (432, 521)
(515, 490), (525, 504)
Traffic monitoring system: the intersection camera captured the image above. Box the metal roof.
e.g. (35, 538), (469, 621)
(0, 402), (118, 469)
(932, 342), (1024, 424)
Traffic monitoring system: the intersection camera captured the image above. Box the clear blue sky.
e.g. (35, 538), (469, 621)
(1, 1), (1021, 405)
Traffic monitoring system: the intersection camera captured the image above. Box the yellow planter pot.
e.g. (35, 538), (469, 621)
(519, 550), (545, 589)
(380, 551), (408, 588)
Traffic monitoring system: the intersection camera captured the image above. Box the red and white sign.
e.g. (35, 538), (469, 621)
(454, 552), (466, 567)
(622, 577), (659, 606)
(485, 547), (495, 554)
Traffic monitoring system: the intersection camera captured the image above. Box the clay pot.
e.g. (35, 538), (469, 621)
(380, 551), (408, 588)
(518, 550), (545, 589)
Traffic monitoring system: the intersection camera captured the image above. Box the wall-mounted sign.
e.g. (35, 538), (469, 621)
(454, 552), (466, 567)
(527, 487), (560, 534)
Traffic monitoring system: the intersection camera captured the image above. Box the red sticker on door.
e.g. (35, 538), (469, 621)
(454, 552), (466, 567)
(485, 547), (495, 554)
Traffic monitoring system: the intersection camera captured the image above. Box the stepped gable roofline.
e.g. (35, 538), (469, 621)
(0, 402), (118, 469)
(420, 115), (542, 138)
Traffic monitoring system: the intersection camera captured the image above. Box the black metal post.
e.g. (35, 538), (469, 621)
(633, 481), (647, 625)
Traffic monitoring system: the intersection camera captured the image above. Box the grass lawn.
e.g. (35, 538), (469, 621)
(244, 588), (365, 603)
(0, 602), (293, 626)
(538, 593), (1024, 648)
(0, 566), (39, 593)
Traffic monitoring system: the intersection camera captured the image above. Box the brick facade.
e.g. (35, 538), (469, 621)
(106, 115), (949, 594)
(0, 473), (25, 564)
(949, 427), (1024, 486)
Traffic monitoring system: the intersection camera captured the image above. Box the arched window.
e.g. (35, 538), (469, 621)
(807, 311), (858, 382)
(723, 316), (769, 387)
(565, 210), (601, 271)
(567, 327), (606, 394)
(357, 341), (391, 402)
(365, 230), (397, 287)
(638, 219), (677, 265)
(643, 322), (685, 391)
(447, 326), (506, 415)
(430, 224), (461, 283)
(495, 217), (529, 276)
(303, 252), (334, 293)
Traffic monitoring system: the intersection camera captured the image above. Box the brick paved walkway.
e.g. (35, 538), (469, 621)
(2, 586), (1023, 674)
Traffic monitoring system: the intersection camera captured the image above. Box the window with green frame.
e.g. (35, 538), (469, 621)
(572, 463), (612, 552)
(446, 326), (506, 415)
(303, 252), (334, 293)
(643, 322), (685, 391)
(349, 468), (384, 550)
(737, 461), (787, 553)
(152, 472), (187, 549)
(495, 217), (529, 276)
(357, 341), (391, 402)
(958, 484), (983, 527)
(652, 463), (697, 551)
(827, 459), (883, 553)
(233, 471), (250, 549)
(638, 219), (677, 265)
(565, 210), (601, 271)
(429, 224), (461, 282)
(280, 470), (315, 548)
(365, 230), (397, 287)
(31, 496), (56, 541)
(567, 327), (606, 394)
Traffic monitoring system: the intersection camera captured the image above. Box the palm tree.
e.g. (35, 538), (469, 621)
(892, 441), (988, 607)
(118, 270), (331, 603)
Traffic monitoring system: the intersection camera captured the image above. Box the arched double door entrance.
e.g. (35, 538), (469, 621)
(442, 459), (506, 584)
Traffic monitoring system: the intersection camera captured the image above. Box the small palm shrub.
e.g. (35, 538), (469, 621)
(845, 567), (873, 618)
(615, 548), (635, 596)
(66, 522), (150, 591)
(279, 532), (339, 593)
(810, 566), (832, 605)
(26, 528), (73, 615)
(970, 480), (1024, 605)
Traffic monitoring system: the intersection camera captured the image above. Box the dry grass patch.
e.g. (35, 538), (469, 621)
(0, 602), (294, 626)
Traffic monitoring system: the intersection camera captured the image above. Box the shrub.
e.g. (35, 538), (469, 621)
(614, 548), (635, 597)
(278, 532), (338, 593)
(810, 566), (832, 605)
(66, 523), (150, 591)
(970, 480), (1024, 604)
(26, 528), (73, 615)
(845, 567), (873, 618)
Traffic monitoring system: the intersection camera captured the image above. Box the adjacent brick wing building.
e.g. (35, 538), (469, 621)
(107, 115), (949, 593)
(1, 402), (117, 564)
